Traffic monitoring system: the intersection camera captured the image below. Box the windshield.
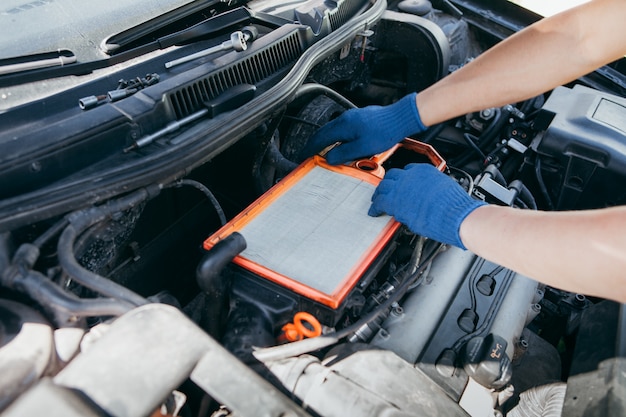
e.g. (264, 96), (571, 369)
(0, 0), (204, 62)
(0, 0), (595, 62)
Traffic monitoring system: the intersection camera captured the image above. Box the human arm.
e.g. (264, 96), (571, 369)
(304, 0), (626, 162)
(417, 0), (626, 125)
(314, 0), (626, 301)
(371, 164), (626, 304)
(460, 204), (626, 303)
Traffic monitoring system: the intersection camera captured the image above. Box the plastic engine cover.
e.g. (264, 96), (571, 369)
(535, 84), (626, 209)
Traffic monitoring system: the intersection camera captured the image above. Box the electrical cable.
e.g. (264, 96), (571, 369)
(165, 179), (227, 226)
(451, 265), (512, 353)
(448, 166), (475, 196)
(33, 217), (69, 249)
(463, 133), (488, 162)
(534, 156), (554, 210)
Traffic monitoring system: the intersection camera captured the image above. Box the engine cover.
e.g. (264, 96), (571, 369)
(534, 84), (626, 209)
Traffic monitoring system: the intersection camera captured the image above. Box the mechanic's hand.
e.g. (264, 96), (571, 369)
(369, 164), (487, 249)
(301, 93), (427, 165)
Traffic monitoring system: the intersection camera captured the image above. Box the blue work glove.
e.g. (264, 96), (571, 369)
(369, 164), (487, 249)
(301, 93), (427, 165)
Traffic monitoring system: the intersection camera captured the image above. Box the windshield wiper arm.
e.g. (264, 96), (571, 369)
(0, 49), (76, 76)
(102, 6), (290, 55)
(101, 0), (232, 54)
(0, 7), (291, 87)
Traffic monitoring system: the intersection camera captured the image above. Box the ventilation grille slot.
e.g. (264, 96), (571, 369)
(167, 32), (303, 120)
(329, 0), (365, 31)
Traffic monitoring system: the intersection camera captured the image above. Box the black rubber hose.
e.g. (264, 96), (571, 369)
(197, 232), (247, 339)
(293, 83), (357, 110)
(419, 123), (446, 144)
(264, 138), (299, 173)
(197, 232), (247, 293)
(58, 224), (148, 306)
(57, 187), (159, 307)
(1, 233), (132, 323)
(13, 269), (134, 321)
(510, 179), (538, 210)
(484, 164), (508, 186)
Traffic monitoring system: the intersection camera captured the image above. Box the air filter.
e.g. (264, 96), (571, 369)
(204, 139), (445, 313)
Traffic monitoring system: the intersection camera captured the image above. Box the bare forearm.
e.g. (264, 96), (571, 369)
(459, 205), (626, 303)
(416, 0), (626, 126)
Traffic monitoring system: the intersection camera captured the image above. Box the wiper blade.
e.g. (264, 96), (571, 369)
(0, 49), (76, 76)
(102, 6), (290, 55)
(102, 0), (237, 54)
(0, 7), (291, 88)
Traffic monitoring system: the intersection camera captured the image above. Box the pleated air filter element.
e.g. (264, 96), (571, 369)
(204, 141), (445, 311)
(204, 156), (397, 309)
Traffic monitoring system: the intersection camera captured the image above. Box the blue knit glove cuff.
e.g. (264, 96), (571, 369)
(379, 92), (427, 139)
(301, 93), (427, 165)
(423, 180), (487, 249)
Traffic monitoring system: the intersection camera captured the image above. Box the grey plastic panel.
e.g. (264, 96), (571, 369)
(537, 84), (626, 175)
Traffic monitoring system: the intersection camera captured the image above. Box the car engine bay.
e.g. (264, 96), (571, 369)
(0, 0), (625, 416)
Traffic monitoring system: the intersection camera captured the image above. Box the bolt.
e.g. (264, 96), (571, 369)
(574, 293), (587, 307)
(391, 305), (404, 317)
(480, 108), (493, 119)
(519, 338), (529, 349)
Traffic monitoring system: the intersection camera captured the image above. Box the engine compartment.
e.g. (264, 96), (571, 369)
(1, 0), (625, 416)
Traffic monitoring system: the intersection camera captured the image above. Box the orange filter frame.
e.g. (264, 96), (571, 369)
(204, 139), (445, 309)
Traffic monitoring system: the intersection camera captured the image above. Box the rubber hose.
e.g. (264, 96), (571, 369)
(293, 83), (357, 110)
(264, 139), (299, 173)
(57, 187), (159, 307)
(196, 232), (247, 293)
(57, 225), (148, 307)
(197, 232), (247, 338)
(13, 269), (134, 323)
(510, 180), (538, 210)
